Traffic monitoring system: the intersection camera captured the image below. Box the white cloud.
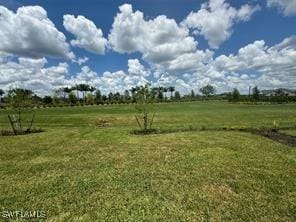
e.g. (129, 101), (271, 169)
(1, 36), (295, 96)
(0, 3), (294, 96)
(0, 5), (74, 59)
(267, 0), (296, 16)
(201, 35), (296, 92)
(0, 57), (72, 95)
(154, 35), (296, 94)
(72, 56), (89, 65)
(74, 64), (149, 95)
(0, 57), (152, 95)
(166, 50), (213, 72)
(128, 59), (150, 77)
(183, 0), (260, 49)
(108, 4), (199, 66)
(63, 15), (107, 54)
(108, 3), (213, 75)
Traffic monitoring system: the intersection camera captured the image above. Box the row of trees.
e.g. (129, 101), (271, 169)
(0, 84), (218, 108)
(1, 84), (295, 109)
(228, 86), (296, 103)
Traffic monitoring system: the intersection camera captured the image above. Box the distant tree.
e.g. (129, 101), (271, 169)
(168, 86), (175, 99)
(55, 88), (64, 99)
(248, 86), (252, 98)
(43, 96), (53, 105)
(89, 86), (96, 93)
(102, 95), (108, 103)
(156, 87), (164, 102)
(157, 90), (164, 101)
(78, 84), (89, 103)
(52, 92), (60, 105)
(174, 91), (181, 100)
(0, 89), (4, 104)
(130, 87), (138, 103)
(71, 85), (80, 100)
(32, 95), (42, 106)
(151, 87), (158, 100)
(275, 89), (285, 97)
(63, 87), (72, 100)
(120, 95), (125, 103)
(86, 93), (94, 105)
(95, 89), (102, 104)
(252, 86), (260, 101)
(124, 90), (130, 102)
(108, 92), (114, 103)
(163, 87), (168, 96)
(232, 88), (240, 102)
(191, 89), (195, 99)
(199, 84), (216, 97)
(68, 92), (77, 105)
(114, 92), (121, 102)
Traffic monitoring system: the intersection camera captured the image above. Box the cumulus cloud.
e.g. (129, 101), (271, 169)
(0, 5), (74, 59)
(63, 15), (107, 54)
(0, 57), (151, 96)
(108, 4), (204, 66)
(267, 0), (296, 16)
(200, 35), (296, 91)
(151, 35), (296, 94)
(108, 3), (213, 75)
(0, 3), (294, 96)
(73, 64), (149, 95)
(183, 0), (260, 49)
(0, 57), (71, 95)
(128, 59), (150, 77)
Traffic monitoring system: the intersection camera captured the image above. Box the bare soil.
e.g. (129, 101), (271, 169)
(255, 129), (296, 147)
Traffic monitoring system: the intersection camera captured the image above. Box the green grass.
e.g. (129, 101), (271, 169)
(281, 130), (296, 137)
(0, 101), (295, 221)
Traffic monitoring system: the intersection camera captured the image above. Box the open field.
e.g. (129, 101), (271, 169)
(1, 101), (296, 221)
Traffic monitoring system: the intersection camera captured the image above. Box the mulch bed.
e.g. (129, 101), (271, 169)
(255, 130), (296, 147)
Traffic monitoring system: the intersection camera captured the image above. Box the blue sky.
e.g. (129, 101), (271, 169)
(0, 0), (295, 95)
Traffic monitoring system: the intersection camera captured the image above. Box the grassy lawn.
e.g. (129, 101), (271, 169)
(0, 101), (295, 221)
(281, 130), (296, 137)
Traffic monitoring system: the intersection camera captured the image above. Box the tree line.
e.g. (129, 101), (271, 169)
(228, 86), (296, 103)
(0, 84), (295, 109)
(0, 84), (219, 109)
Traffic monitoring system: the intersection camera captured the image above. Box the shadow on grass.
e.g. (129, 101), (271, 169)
(0, 128), (44, 137)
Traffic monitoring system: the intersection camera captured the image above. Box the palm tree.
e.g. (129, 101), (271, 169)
(55, 88), (64, 99)
(130, 87), (138, 102)
(63, 87), (72, 100)
(71, 85), (79, 100)
(168, 86), (175, 99)
(89, 86), (96, 93)
(157, 87), (164, 101)
(77, 84), (90, 103)
(108, 92), (114, 103)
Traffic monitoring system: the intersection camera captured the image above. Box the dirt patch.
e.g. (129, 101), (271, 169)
(255, 130), (296, 147)
(95, 119), (110, 128)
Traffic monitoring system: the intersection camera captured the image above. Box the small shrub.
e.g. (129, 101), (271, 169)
(200, 125), (206, 131)
(272, 120), (279, 132)
(134, 84), (156, 134)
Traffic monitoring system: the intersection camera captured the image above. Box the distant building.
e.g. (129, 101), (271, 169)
(261, 88), (296, 96)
